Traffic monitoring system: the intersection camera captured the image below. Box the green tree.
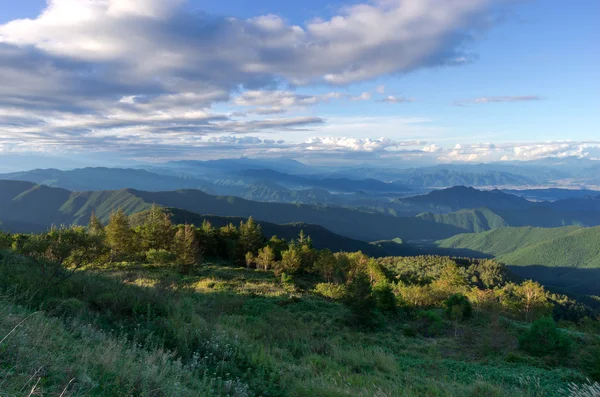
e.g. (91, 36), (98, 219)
(519, 317), (572, 357)
(256, 245), (275, 271)
(173, 224), (200, 273)
(105, 208), (134, 260)
(372, 280), (397, 312)
(314, 249), (337, 282)
(17, 226), (107, 282)
(87, 211), (105, 237)
(277, 246), (302, 275)
(514, 280), (551, 322)
(198, 220), (218, 257)
(444, 293), (473, 337)
(139, 204), (173, 251)
(344, 271), (376, 327)
(237, 217), (265, 263)
(245, 252), (256, 268)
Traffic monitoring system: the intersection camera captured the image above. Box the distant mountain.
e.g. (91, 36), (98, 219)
(161, 158), (320, 175)
(437, 226), (600, 295)
(0, 180), (462, 242)
(0, 167), (207, 192)
(417, 208), (509, 233)
(502, 188), (600, 202)
(238, 169), (407, 193)
(142, 208), (413, 257)
(392, 186), (533, 214)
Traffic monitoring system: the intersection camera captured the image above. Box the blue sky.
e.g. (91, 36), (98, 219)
(0, 0), (598, 168)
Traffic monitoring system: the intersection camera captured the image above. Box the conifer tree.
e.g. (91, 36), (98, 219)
(88, 211), (105, 236)
(256, 245), (275, 271)
(237, 217), (265, 263)
(173, 224), (200, 273)
(139, 204), (173, 251)
(105, 208), (134, 260)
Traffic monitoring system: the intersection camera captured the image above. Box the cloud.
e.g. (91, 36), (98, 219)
(0, 0), (515, 158)
(378, 95), (415, 104)
(376, 85), (386, 94)
(454, 96), (543, 106)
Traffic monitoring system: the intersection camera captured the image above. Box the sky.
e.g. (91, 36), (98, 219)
(0, 0), (598, 169)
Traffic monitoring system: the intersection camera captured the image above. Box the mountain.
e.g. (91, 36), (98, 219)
(0, 180), (462, 242)
(145, 208), (413, 257)
(417, 208), (509, 233)
(392, 186), (533, 214)
(238, 169), (407, 193)
(437, 226), (600, 294)
(502, 188), (600, 202)
(0, 167), (208, 192)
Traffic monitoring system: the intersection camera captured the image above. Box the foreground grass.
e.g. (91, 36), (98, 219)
(0, 252), (596, 396)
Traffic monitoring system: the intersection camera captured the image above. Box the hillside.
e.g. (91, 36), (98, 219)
(393, 186), (533, 214)
(417, 208), (509, 233)
(0, 180), (461, 242)
(133, 208), (412, 257)
(437, 226), (600, 294)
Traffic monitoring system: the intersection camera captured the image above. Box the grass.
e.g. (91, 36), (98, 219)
(0, 250), (597, 396)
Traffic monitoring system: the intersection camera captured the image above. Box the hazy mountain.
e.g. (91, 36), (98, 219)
(0, 167), (208, 192)
(417, 208), (509, 233)
(392, 186), (533, 214)
(0, 180), (462, 242)
(502, 188), (600, 202)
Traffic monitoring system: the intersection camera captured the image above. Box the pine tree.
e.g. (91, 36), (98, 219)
(173, 224), (200, 273)
(237, 217), (265, 263)
(88, 211), (105, 236)
(139, 204), (173, 251)
(105, 208), (134, 260)
(256, 245), (275, 271)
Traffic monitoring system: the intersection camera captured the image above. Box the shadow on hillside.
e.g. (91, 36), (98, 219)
(508, 265), (600, 296)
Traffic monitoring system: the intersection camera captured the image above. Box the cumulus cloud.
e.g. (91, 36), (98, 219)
(0, 0), (516, 158)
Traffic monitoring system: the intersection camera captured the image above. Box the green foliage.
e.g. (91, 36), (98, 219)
(278, 245), (303, 275)
(444, 293), (473, 321)
(416, 310), (446, 337)
(146, 248), (176, 265)
(372, 280), (397, 312)
(138, 204), (174, 251)
(344, 271), (376, 327)
(0, 231), (11, 250)
(256, 245), (275, 270)
(519, 317), (573, 358)
(173, 224), (201, 273)
(105, 208), (135, 260)
(314, 282), (347, 300)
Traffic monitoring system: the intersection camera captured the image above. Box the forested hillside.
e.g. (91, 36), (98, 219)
(1, 206), (599, 396)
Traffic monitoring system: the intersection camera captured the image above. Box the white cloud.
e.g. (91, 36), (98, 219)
(376, 85), (386, 94)
(378, 95), (415, 104)
(454, 96), (543, 106)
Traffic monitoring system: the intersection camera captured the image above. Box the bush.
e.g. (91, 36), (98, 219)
(444, 293), (473, 321)
(344, 272), (376, 327)
(146, 249), (176, 265)
(314, 283), (346, 300)
(416, 310), (446, 337)
(519, 317), (573, 357)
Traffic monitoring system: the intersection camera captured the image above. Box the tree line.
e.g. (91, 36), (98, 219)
(0, 205), (595, 328)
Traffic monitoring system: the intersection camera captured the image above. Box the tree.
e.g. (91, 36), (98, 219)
(444, 293), (473, 337)
(173, 224), (200, 273)
(139, 204), (173, 251)
(87, 211), (105, 237)
(344, 271), (376, 327)
(256, 245), (275, 271)
(514, 280), (551, 322)
(198, 220), (218, 257)
(105, 208), (134, 260)
(372, 280), (397, 312)
(17, 226), (107, 283)
(314, 249), (337, 281)
(237, 217), (265, 263)
(245, 252), (256, 268)
(0, 231), (12, 250)
(277, 246), (302, 275)
(519, 317), (572, 357)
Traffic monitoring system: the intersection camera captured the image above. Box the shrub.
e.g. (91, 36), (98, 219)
(444, 293), (473, 321)
(146, 249), (176, 265)
(314, 283), (346, 300)
(416, 310), (446, 337)
(519, 317), (573, 357)
(344, 272), (376, 327)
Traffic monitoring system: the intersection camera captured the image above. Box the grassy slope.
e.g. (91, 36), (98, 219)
(0, 251), (592, 397)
